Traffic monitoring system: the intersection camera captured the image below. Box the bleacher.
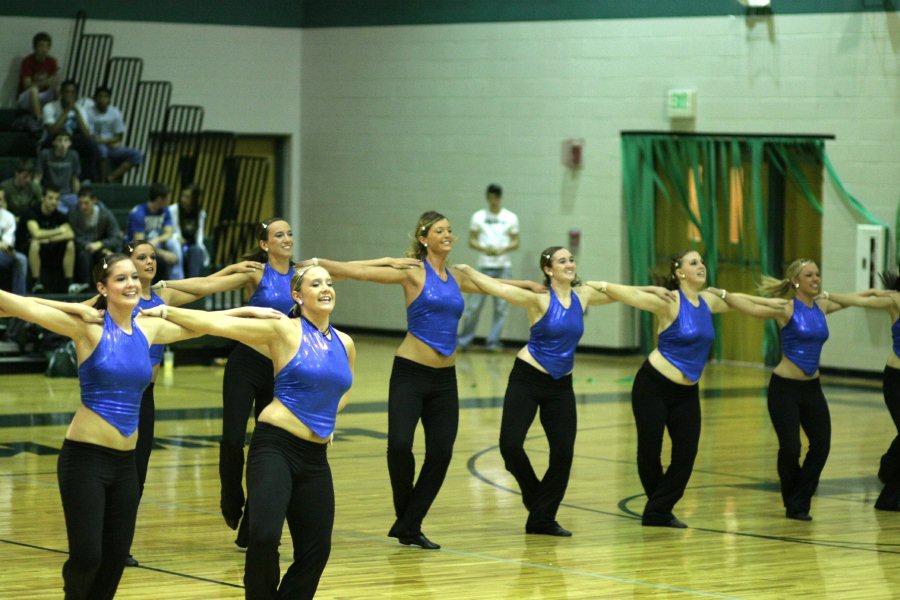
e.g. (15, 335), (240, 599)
(0, 11), (277, 372)
(92, 182), (149, 230)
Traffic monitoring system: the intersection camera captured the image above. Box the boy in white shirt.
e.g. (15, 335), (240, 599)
(85, 86), (144, 182)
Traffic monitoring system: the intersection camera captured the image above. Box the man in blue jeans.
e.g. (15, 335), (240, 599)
(458, 183), (520, 352)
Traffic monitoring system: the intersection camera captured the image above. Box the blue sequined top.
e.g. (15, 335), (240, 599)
(527, 289), (584, 379)
(893, 318), (900, 360)
(273, 317), (352, 438)
(658, 290), (715, 383)
(406, 261), (464, 356)
(78, 313), (153, 437)
(781, 298), (829, 376)
(248, 262), (295, 315)
(136, 291), (166, 366)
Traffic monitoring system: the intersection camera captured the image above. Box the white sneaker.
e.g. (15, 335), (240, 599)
(68, 283), (89, 294)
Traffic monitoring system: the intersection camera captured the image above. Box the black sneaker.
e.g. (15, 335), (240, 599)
(31, 282), (45, 294)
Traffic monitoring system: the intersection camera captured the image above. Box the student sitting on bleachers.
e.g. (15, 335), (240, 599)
(126, 182), (183, 280)
(0, 189), (28, 295)
(68, 187), (122, 293)
(35, 132), (80, 214)
(17, 32), (60, 120)
(84, 86), (144, 183)
(0, 159), (42, 220)
(42, 80), (100, 183)
(17, 184), (75, 293)
(169, 185), (209, 278)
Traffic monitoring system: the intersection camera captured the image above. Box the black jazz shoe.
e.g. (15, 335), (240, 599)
(785, 510), (813, 521)
(525, 522), (572, 537)
(397, 533), (441, 550)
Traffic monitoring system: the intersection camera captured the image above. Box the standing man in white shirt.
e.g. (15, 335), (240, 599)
(458, 183), (520, 352)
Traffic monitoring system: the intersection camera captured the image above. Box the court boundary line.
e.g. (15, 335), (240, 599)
(467, 445), (900, 556)
(0, 538), (244, 589)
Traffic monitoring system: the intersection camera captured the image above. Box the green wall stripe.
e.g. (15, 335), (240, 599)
(301, 1), (897, 28)
(0, 1), (895, 29)
(0, 1), (302, 28)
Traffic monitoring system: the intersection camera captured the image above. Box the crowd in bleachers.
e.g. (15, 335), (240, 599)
(1, 31), (209, 298)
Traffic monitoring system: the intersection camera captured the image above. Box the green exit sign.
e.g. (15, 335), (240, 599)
(667, 88), (696, 118)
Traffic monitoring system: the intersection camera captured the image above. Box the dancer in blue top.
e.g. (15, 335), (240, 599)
(164, 217), (411, 544)
(601, 249), (778, 527)
(309, 211), (542, 549)
(709, 258), (848, 520)
(456, 246), (666, 536)
(141, 264), (355, 600)
(0, 254), (205, 599)
(118, 239), (263, 564)
(791, 274), (900, 512)
(144, 217), (295, 539)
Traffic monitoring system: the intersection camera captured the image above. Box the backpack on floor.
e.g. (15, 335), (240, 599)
(45, 340), (78, 378)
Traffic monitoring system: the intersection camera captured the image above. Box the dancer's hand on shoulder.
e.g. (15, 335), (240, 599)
(388, 257), (422, 270)
(79, 306), (105, 323)
(522, 280), (548, 294)
(234, 306), (285, 320)
(229, 260), (265, 273)
(139, 306), (166, 318)
(650, 286), (677, 302)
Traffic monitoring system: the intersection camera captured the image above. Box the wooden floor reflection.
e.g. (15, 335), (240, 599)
(1, 333), (898, 599)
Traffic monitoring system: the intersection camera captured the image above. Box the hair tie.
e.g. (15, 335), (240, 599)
(261, 222), (269, 229)
(102, 259), (108, 269)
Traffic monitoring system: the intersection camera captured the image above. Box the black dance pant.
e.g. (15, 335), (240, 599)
(244, 423), (333, 600)
(135, 381), (156, 498)
(876, 366), (900, 510)
(499, 358), (576, 528)
(631, 360), (700, 525)
(221, 343), (274, 520)
(767, 373), (831, 514)
(57, 439), (139, 600)
(387, 356), (458, 536)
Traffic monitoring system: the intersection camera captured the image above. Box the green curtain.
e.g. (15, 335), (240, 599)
(621, 133), (886, 361)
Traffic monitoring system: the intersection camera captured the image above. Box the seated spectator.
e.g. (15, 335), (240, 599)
(17, 32), (60, 119)
(35, 132), (80, 214)
(84, 86), (144, 182)
(17, 185), (75, 293)
(68, 187), (122, 292)
(0, 189), (28, 295)
(42, 79), (100, 182)
(126, 182), (183, 280)
(0, 159), (42, 220)
(169, 185), (209, 278)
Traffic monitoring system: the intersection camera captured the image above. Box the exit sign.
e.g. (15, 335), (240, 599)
(667, 88), (697, 118)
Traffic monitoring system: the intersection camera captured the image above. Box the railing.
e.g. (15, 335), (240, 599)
(124, 81), (172, 185)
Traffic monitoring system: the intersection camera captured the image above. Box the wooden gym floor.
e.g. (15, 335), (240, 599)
(1, 333), (898, 599)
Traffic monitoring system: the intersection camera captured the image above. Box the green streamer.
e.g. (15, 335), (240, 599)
(621, 133), (884, 364)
